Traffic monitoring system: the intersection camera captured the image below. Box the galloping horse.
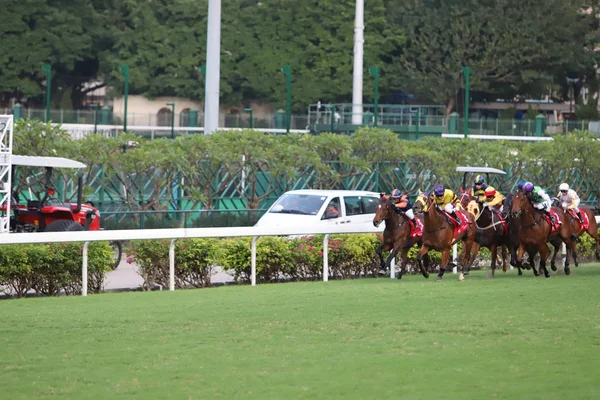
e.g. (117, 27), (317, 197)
(418, 194), (476, 280)
(413, 190), (429, 214)
(551, 198), (600, 262)
(373, 195), (430, 279)
(458, 189), (508, 276)
(510, 193), (574, 276)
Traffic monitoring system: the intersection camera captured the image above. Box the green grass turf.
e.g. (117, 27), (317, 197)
(1, 264), (600, 399)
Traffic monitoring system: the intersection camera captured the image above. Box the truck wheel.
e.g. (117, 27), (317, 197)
(44, 220), (85, 232)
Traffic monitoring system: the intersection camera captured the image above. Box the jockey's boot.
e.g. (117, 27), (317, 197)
(544, 210), (555, 225)
(451, 211), (462, 225)
(577, 210), (584, 224)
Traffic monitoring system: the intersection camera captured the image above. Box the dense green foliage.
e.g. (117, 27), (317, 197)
(0, 242), (114, 298)
(2, 266), (600, 398)
(13, 120), (600, 211)
(1, 1), (597, 113)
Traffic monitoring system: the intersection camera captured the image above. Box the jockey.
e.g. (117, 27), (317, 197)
(557, 183), (583, 223)
(522, 182), (555, 224)
(516, 179), (527, 193)
(390, 189), (416, 224)
(482, 186), (506, 213)
(470, 175), (489, 202)
(433, 184), (462, 225)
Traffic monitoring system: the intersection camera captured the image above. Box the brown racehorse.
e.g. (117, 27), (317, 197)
(551, 198), (600, 262)
(459, 189), (509, 276)
(510, 193), (575, 276)
(373, 195), (430, 279)
(418, 195), (476, 281)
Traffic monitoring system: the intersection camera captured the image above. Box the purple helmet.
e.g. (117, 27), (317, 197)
(433, 185), (445, 196)
(523, 182), (534, 193)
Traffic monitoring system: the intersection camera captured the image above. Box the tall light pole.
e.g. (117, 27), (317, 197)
(369, 67), (379, 126)
(244, 108), (253, 129)
(281, 66), (292, 133)
(462, 66), (470, 138)
(166, 102), (175, 139)
(90, 104), (99, 133)
(204, 0), (222, 134)
(120, 65), (129, 132)
(351, 0), (365, 125)
(42, 64), (51, 122)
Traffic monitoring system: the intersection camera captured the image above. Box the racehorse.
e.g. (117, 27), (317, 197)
(510, 193), (575, 276)
(458, 189), (509, 277)
(551, 198), (600, 261)
(417, 194), (476, 280)
(373, 195), (430, 279)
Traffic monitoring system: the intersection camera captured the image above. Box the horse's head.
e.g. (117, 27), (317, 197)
(373, 195), (392, 227)
(423, 192), (436, 213)
(510, 192), (531, 218)
(458, 189), (474, 209)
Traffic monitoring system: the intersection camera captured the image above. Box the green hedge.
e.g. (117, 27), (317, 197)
(0, 242), (114, 298)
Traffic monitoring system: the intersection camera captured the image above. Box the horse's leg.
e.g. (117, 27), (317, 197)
(420, 252), (431, 279)
(571, 238), (579, 269)
(418, 244), (430, 278)
(384, 249), (397, 274)
(437, 248), (450, 281)
(467, 242), (480, 273)
(459, 236), (475, 280)
(501, 246), (508, 273)
(528, 248), (539, 277)
(489, 244), (498, 278)
(397, 247), (410, 280)
(539, 243), (551, 278)
(549, 238), (561, 272)
(516, 245), (527, 276)
(376, 244), (386, 271)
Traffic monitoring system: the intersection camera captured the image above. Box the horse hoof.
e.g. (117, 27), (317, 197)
(551, 264), (557, 272)
(575, 262), (579, 268)
(533, 270), (539, 277)
(565, 266), (571, 276)
(518, 270), (523, 276)
(397, 274), (403, 280)
(436, 276), (442, 281)
(423, 272), (430, 279)
(458, 273), (465, 281)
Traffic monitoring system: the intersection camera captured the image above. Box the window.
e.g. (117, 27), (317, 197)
(157, 107), (172, 126)
(322, 197), (341, 220)
(269, 193), (326, 216)
(344, 196), (378, 215)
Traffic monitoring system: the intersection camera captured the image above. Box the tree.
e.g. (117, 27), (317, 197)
(0, 0), (117, 108)
(388, 0), (594, 118)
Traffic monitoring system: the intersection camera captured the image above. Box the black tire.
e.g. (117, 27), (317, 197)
(44, 220), (85, 232)
(109, 240), (123, 270)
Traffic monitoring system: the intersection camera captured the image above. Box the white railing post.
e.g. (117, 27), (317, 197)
(82, 241), (90, 296)
(251, 236), (258, 286)
(322, 234), (330, 282)
(562, 242), (566, 267)
(390, 256), (395, 279)
(169, 239), (176, 291)
(452, 243), (458, 274)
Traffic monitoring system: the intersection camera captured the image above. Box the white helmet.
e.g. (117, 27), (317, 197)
(559, 183), (569, 191)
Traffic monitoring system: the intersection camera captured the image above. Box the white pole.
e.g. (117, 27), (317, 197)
(351, 0), (364, 125)
(82, 242), (90, 296)
(390, 256), (395, 279)
(452, 244), (458, 274)
(204, 0), (221, 134)
(322, 234), (330, 282)
(169, 239), (176, 291)
(251, 236), (258, 286)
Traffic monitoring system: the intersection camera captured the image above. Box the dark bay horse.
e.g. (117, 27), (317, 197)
(458, 189), (509, 277)
(418, 195), (476, 281)
(551, 198), (600, 262)
(373, 195), (430, 279)
(510, 193), (574, 276)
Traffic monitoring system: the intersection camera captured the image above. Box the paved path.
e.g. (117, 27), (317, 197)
(104, 255), (235, 291)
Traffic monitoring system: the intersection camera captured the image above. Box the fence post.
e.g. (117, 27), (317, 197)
(12, 103), (22, 120)
(535, 114), (545, 137)
(82, 241), (91, 296)
(322, 234), (330, 282)
(251, 236), (258, 286)
(448, 112), (459, 134)
(169, 239), (176, 291)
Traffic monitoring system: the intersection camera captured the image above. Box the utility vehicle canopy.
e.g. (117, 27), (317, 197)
(11, 155), (86, 169)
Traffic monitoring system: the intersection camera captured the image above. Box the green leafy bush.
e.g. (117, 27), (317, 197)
(0, 242), (114, 298)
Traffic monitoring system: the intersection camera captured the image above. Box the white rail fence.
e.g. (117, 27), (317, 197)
(0, 225), (383, 296)
(2, 216), (599, 297)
